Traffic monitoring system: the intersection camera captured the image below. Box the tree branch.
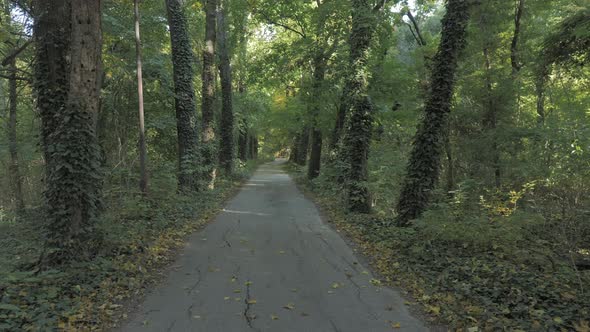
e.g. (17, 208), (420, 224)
(1, 40), (32, 66)
(258, 11), (307, 39)
(406, 11), (426, 46)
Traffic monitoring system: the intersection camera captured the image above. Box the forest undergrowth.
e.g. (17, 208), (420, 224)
(286, 163), (590, 331)
(0, 161), (259, 331)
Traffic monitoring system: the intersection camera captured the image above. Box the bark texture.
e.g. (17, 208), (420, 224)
(34, 0), (104, 264)
(165, 0), (199, 192)
(201, 0), (218, 189)
(8, 57), (24, 212)
(395, 0), (470, 226)
(217, 0), (235, 175)
(135, 0), (148, 194)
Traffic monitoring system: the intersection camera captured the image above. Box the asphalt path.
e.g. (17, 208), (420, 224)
(118, 159), (428, 332)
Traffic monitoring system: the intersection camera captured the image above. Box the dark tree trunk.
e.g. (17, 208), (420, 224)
(217, 0), (235, 175)
(8, 57), (24, 213)
(165, 0), (199, 192)
(482, 47), (501, 188)
(340, 0), (377, 213)
(34, 0), (104, 264)
(135, 0), (149, 195)
(395, 0), (471, 226)
(510, 0), (524, 75)
(330, 83), (351, 150)
(295, 127), (310, 166)
(307, 54), (327, 180)
(201, 0), (217, 189)
(238, 122), (248, 162)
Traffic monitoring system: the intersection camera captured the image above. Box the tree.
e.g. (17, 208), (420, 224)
(201, 0), (218, 189)
(165, 0), (199, 192)
(338, 0), (388, 212)
(135, 0), (149, 194)
(217, 0), (235, 175)
(33, 0), (104, 264)
(395, 0), (471, 226)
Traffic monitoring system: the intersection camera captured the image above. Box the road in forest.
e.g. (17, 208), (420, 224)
(118, 160), (428, 332)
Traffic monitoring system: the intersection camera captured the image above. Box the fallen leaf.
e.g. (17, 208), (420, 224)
(283, 303), (295, 310)
(247, 299), (257, 304)
(391, 322), (401, 328)
(271, 314), (279, 320)
(245, 281), (252, 286)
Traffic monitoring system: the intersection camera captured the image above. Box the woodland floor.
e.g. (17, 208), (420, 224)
(117, 159), (427, 332)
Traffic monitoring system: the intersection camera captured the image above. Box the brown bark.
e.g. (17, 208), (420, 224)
(34, 0), (104, 264)
(510, 0), (524, 75)
(201, 0), (218, 189)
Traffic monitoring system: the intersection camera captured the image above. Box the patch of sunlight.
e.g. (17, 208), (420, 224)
(222, 209), (271, 217)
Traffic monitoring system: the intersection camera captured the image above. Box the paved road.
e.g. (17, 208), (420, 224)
(119, 160), (428, 332)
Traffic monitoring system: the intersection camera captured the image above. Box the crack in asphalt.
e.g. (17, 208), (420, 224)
(243, 282), (256, 330)
(329, 318), (341, 332)
(187, 268), (201, 294)
(165, 320), (176, 332)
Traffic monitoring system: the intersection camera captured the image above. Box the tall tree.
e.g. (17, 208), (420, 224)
(201, 0), (218, 189)
(33, 0), (104, 264)
(395, 0), (471, 226)
(338, 0), (387, 212)
(217, 0), (235, 175)
(7, 56), (24, 212)
(135, 0), (149, 194)
(165, 0), (199, 192)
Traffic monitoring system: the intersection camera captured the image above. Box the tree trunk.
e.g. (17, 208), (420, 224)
(135, 0), (149, 195)
(217, 0), (235, 175)
(510, 0), (524, 75)
(201, 0), (218, 189)
(34, 0), (104, 264)
(340, 0), (377, 213)
(238, 122), (248, 162)
(307, 54), (327, 180)
(483, 47), (501, 188)
(395, 0), (471, 226)
(295, 127), (310, 166)
(8, 57), (24, 213)
(165, 0), (199, 192)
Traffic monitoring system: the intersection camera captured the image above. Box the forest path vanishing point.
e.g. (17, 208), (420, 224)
(118, 159), (428, 332)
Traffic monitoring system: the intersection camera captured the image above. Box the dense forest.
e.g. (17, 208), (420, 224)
(0, 0), (589, 330)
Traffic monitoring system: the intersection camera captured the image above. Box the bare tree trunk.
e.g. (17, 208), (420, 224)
(201, 0), (218, 189)
(483, 47), (501, 188)
(34, 0), (104, 264)
(134, 0), (149, 195)
(217, 0), (235, 175)
(307, 54), (326, 180)
(165, 0), (199, 192)
(510, 0), (524, 75)
(8, 57), (24, 212)
(396, 0), (471, 226)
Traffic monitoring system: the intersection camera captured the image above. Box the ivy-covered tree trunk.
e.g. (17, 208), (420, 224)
(217, 0), (235, 175)
(8, 54), (24, 212)
(34, 0), (104, 264)
(395, 0), (471, 226)
(339, 0), (377, 213)
(201, 0), (218, 189)
(165, 0), (199, 192)
(307, 54), (326, 180)
(294, 127), (310, 166)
